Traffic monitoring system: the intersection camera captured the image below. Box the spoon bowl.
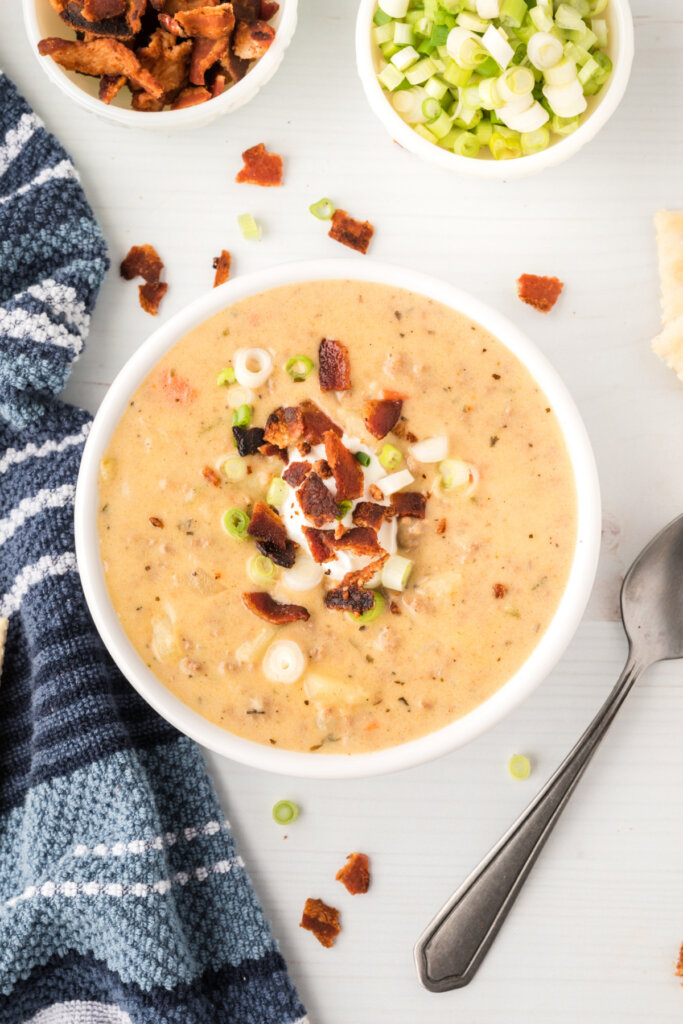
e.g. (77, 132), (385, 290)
(621, 512), (683, 664)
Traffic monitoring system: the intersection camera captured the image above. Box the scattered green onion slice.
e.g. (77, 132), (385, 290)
(232, 404), (251, 428)
(238, 213), (261, 241)
(348, 591), (386, 625)
(379, 443), (403, 472)
(248, 554), (276, 585)
(355, 451), (371, 467)
(266, 477), (289, 508)
(221, 455), (247, 482)
(381, 554), (413, 592)
(272, 800), (299, 825)
(309, 198), (336, 221)
(285, 355), (315, 381)
(216, 366), (236, 386)
(508, 754), (531, 780)
(222, 508), (250, 540)
(336, 500), (353, 520)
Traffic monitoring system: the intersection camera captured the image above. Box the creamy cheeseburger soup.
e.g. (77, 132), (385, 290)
(98, 280), (577, 755)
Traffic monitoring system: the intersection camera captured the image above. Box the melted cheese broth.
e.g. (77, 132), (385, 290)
(98, 280), (577, 755)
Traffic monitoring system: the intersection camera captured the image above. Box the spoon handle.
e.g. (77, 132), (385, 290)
(414, 653), (643, 992)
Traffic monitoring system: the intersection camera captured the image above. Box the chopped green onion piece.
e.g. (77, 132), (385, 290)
(379, 444), (403, 472)
(499, 0), (528, 28)
(508, 754), (531, 780)
(272, 800), (299, 825)
(405, 56), (437, 84)
(381, 554), (413, 592)
(216, 366), (236, 386)
(373, 21), (395, 45)
(354, 451), (371, 467)
(393, 21), (414, 44)
(309, 198), (336, 221)
(221, 455), (247, 482)
(453, 130), (480, 158)
(237, 213), (261, 241)
(266, 477), (289, 508)
(422, 96), (443, 121)
(373, 7), (392, 25)
(490, 130), (522, 160)
(222, 508), (250, 540)
(477, 56), (501, 78)
(439, 458), (471, 491)
(285, 354), (315, 380)
(248, 553), (276, 585)
(336, 500), (353, 520)
(378, 64), (406, 91)
(348, 590), (386, 625)
(232, 404), (251, 428)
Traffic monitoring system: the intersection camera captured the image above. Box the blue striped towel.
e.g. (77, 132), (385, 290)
(0, 72), (306, 1024)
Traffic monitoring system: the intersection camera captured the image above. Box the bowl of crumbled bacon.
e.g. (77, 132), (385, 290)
(24, 0), (297, 127)
(75, 258), (601, 778)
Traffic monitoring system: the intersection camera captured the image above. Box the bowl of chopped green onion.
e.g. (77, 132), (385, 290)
(356, 0), (633, 176)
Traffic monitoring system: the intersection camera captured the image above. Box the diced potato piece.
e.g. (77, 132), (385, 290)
(304, 673), (368, 707)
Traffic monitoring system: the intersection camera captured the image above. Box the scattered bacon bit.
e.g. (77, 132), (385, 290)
(233, 425), (266, 456)
(212, 249), (231, 287)
(302, 526), (336, 563)
(364, 398), (402, 440)
(436, 518), (447, 535)
(352, 502), (386, 531)
(175, 3), (235, 38)
(247, 500), (287, 551)
(149, 515), (164, 528)
(256, 538), (297, 568)
(389, 600), (401, 615)
(171, 85), (211, 108)
(232, 0), (260, 17)
(259, 442), (289, 463)
(126, 0), (147, 33)
(300, 399), (342, 445)
(369, 483), (383, 503)
(259, 0), (279, 16)
(324, 430), (363, 502)
(135, 29), (192, 103)
(139, 280), (168, 316)
(675, 943), (683, 980)
(382, 388), (408, 401)
(297, 472), (340, 527)
(235, 142), (283, 186)
(282, 461), (311, 488)
(325, 584), (374, 616)
(297, 441), (312, 456)
(311, 459), (332, 479)
(242, 591), (309, 624)
(517, 274), (564, 313)
(120, 244), (163, 283)
(160, 369), (197, 404)
(300, 898), (340, 949)
(318, 338), (351, 392)
(233, 19), (275, 58)
(82, 0), (126, 20)
(38, 38), (163, 96)
(263, 406), (304, 448)
(328, 209), (374, 255)
(220, 46), (249, 83)
(158, 12), (186, 34)
(190, 35), (228, 85)
(55, 2), (133, 38)
(98, 72), (126, 103)
(343, 554), (389, 589)
(391, 492), (426, 519)
(336, 853), (370, 895)
(202, 465), (221, 486)
(333, 527), (382, 557)
(493, 582), (507, 599)
(211, 71), (227, 96)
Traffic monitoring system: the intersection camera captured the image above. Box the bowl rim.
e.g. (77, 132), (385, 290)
(22, 0), (298, 129)
(75, 258), (601, 778)
(355, 0), (634, 179)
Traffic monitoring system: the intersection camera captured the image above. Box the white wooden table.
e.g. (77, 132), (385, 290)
(5, 2), (683, 1020)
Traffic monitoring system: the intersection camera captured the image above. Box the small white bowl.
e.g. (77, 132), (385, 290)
(23, 0), (298, 130)
(356, 0), (634, 178)
(75, 259), (601, 778)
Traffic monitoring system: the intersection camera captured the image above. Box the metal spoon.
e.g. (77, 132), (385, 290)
(415, 512), (683, 992)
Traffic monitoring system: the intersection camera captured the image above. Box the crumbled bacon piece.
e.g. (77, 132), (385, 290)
(149, 515), (164, 528)
(202, 465), (221, 486)
(98, 72), (126, 103)
(247, 500), (287, 551)
(263, 406), (304, 448)
(258, 442), (289, 463)
(517, 274), (564, 313)
(436, 518), (447, 535)
(324, 430), (363, 502)
(120, 244), (163, 283)
(54, 1), (132, 38)
(333, 527), (382, 557)
(233, 425), (265, 455)
(233, 19), (275, 58)
(352, 502), (386, 531)
(135, 29), (192, 103)
(300, 898), (340, 949)
(318, 338), (351, 392)
(211, 72), (227, 97)
(158, 12), (186, 34)
(324, 585), (374, 616)
(369, 483), (383, 503)
(242, 592), (309, 624)
(343, 554), (389, 589)
(171, 85), (211, 108)
(282, 461), (311, 488)
(82, 0), (126, 20)
(493, 582), (507, 599)
(139, 280), (168, 316)
(300, 399), (342, 445)
(364, 398), (402, 440)
(297, 472), (339, 527)
(175, 3), (235, 38)
(232, 0), (260, 17)
(212, 249), (231, 287)
(676, 943), (683, 980)
(302, 526), (336, 563)
(259, 0), (279, 17)
(39, 37), (163, 94)
(328, 209), (374, 255)
(390, 492), (426, 519)
(336, 852), (370, 895)
(311, 459), (332, 479)
(235, 142), (283, 186)
(256, 538), (297, 569)
(220, 47), (249, 83)
(190, 35), (228, 85)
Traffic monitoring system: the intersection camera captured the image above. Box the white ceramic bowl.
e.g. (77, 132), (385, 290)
(75, 259), (601, 778)
(23, 0), (298, 130)
(356, 0), (634, 179)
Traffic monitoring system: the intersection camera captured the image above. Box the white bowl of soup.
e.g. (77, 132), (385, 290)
(75, 260), (600, 778)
